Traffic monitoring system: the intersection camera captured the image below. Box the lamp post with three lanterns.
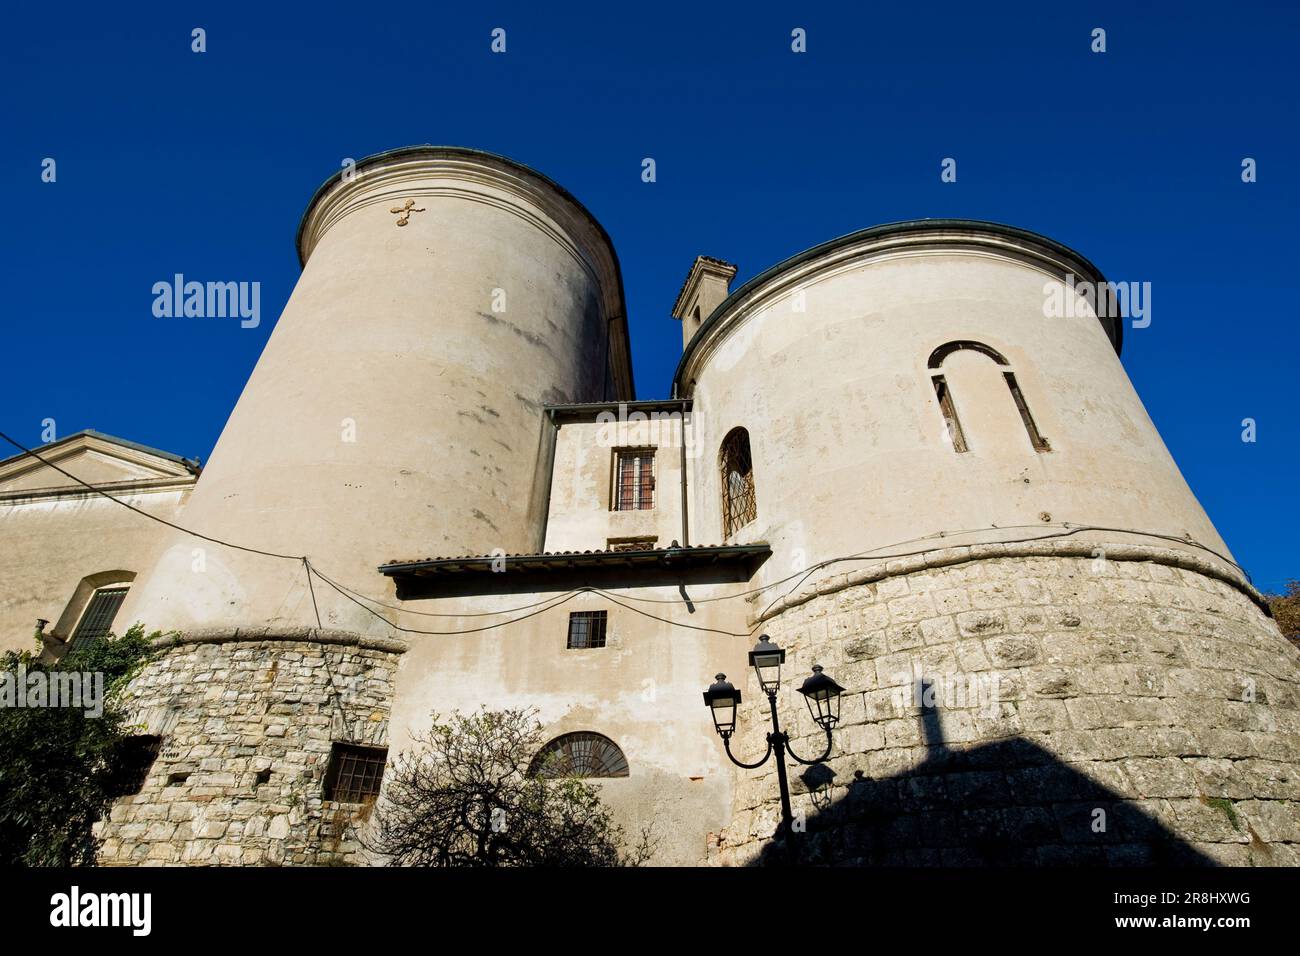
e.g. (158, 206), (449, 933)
(702, 635), (845, 837)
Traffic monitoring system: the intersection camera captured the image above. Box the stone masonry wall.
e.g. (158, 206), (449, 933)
(95, 629), (404, 866)
(715, 550), (1300, 866)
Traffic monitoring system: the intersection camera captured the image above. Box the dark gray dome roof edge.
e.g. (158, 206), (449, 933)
(671, 218), (1119, 398)
(292, 144), (634, 399)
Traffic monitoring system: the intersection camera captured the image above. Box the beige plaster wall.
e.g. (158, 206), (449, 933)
(680, 235), (1233, 591)
(382, 580), (753, 865)
(124, 151), (628, 637)
(0, 488), (192, 654)
(544, 415), (686, 552)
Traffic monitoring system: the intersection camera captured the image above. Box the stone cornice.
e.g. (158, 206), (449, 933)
(0, 476), (195, 505)
(154, 626), (409, 655)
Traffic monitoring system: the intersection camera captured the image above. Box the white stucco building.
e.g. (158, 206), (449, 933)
(3, 146), (1297, 866)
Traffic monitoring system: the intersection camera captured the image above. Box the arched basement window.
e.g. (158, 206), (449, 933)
(528, 732), (630, 779)
(927, 341), (1050, 453)
(719, 427), (757, 538)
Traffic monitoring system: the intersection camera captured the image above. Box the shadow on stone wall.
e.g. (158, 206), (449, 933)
(748, 683), (1217, 867)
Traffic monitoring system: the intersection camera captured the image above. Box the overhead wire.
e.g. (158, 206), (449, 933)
(0, 429), (1253, 641)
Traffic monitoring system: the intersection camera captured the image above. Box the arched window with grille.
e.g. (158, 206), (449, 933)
(926, 341), (1050, 453)
(51, 570), (136, 654)
(528, 732), (630, 779)
(719, 427), (757, 538)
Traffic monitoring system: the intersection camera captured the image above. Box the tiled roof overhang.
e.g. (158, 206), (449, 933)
(378, 542), (770, 583)
(543, 398), (691, 423)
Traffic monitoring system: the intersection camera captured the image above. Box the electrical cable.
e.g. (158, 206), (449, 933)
(306, 561), (591, 635)
(0, 429), (303, 562)
(0, 429), (1254, 640)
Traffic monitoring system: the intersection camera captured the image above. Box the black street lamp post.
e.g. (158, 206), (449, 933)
(703, 635), (845, 837)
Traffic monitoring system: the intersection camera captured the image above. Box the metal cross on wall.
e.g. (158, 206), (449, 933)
(389, 199), (425, 226)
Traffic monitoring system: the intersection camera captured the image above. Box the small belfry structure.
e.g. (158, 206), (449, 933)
(2, 146), (1297, 866)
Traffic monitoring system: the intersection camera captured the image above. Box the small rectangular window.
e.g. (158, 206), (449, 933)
(606, 537), (657, 552)
(324, 743), (388, 803)
(613, 450), (655, 511)
(108, 735), (162, 798)
(567, 610), (608, 649)
(932, 376), (969, 453)
(69, 586), (130, 652)
(1004, 372), (1051, 451)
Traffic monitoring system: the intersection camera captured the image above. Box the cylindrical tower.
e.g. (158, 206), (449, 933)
(682, 221), (1300, 865)
(125, 146), (632, 636)
(679, 220), (1221, 566)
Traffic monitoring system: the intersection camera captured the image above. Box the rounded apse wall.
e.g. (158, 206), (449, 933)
(678, 221), (1230, 581)
(676, 222), (1300, 865)
(126, 147), (632, 637)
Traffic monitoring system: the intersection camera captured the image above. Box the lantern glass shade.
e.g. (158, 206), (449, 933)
(748, 635), (785, 694)
(702, 674), (741, 737)
(798, 665), (845, 729)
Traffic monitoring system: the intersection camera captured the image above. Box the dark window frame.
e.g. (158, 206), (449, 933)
(927, 340), (1051, 454)
(606, 536), (657, 552)
(566, 610), (608, 649)
(108, 734), (162, 798)
(719, 428), (758, 538)
(612, 448), (656, 511)
(932, 375), (969, 453)
(323, 742), (388, 803)
(69, 585), (130, 652)
(528, 732), (630, 779)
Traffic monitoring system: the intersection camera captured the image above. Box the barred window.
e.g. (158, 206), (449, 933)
(613, 449), (655, 510)
(528, 732), (629, 779)
(567, 610), (607, 649)
(69, 586), (129, 652)
(720, 428), (757, 538)
(323, 743), (388, 803)
(606, 536), (657, 552)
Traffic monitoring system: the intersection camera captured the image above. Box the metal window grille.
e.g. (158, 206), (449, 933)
(69, 586), (129, 652)
(606, 537), (657, 552)
(108, 735), (162, 798)
(932, 376), (969, 453)
(566, 610), (607, 649)
(323, 743), (388, 803)
(1004, 372), (1051, 451)
(719, 429), (757, 538)
(614, 451), (655, 510)
(528, 732), (630, 779)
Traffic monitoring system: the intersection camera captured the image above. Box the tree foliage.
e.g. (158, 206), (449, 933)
(0, 625), (158, 866)
(1267, 580), (1300, 651)
(369, 707), (653, 866)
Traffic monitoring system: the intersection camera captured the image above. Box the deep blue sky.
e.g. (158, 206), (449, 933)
(3, 2), (1295, 590)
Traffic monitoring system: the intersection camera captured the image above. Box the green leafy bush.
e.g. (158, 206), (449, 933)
(0, 625), (158, 866)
